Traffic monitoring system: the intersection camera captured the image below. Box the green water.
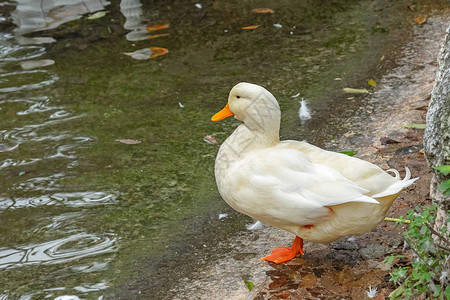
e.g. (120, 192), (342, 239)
(0, 0), (444, 298)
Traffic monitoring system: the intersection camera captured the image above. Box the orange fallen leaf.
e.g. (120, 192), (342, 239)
(414, 16), (426, 24)
(251, 8), (274, 14)
(146, 33), (169, 40)
(146, 23), (170, 32)
(242, 25), (260, 30)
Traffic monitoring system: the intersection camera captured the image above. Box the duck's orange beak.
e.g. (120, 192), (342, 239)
(211, 103), (234, 121)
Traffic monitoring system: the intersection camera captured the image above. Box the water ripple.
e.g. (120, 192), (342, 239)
(0, 70), (58, 93)
(0, 191), (119, 211)
(0, 233), (117, 270)
(0, 158), (41, 170)
(33, 212), (83, 234)
(0, 135), (89, 171)
(14, 172), (66, 191)
(0, 113), (86, 143)
(0, 44), (45, 61)
(74, 281), (109, 293)
(0, 96), (62, 115)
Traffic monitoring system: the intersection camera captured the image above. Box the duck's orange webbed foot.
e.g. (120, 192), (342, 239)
(262, 236), (304, 264)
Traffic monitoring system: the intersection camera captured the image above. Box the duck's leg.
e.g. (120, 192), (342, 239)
(262, 236), (304, 264)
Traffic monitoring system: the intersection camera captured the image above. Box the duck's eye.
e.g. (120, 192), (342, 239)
(236, 96), (241, 99)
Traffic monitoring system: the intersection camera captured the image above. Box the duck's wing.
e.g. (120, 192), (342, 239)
(277, 140), (418, 198)
(225, 148), (379, 227)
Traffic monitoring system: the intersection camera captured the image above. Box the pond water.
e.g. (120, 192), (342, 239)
(0, 0), (445, 299)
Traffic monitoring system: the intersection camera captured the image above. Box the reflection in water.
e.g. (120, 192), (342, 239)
(120, 0), (171, 42)
(15, 36), (56, 46)
(0, 3), (120, 298)
(120, 0), (149, 42)
(20, 59), (55, 70)
(120, 0), (144, 30)
(12, 0), (110, 34)
(0, 233), (117, 270)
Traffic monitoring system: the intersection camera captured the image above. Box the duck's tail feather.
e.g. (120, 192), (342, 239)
(386, 168), (401, 179)
(371, 167), (419, 198)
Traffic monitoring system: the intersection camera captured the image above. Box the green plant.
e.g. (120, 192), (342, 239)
(244, 280), (254, 291)
(385, 204), (450, 299)
(433, 165), (450, 195)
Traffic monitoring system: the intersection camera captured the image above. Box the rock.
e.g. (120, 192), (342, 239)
(331, 240), (360, 250)
(360, 244), (389, 259)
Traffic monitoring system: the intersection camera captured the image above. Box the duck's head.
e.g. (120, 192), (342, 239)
(211, 82), (281, 131)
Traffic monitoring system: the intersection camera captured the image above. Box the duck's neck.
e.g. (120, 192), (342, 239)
(215, 123), (280, 185)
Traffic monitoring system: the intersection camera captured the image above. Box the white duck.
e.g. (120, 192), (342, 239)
(211, 82), (417, 264)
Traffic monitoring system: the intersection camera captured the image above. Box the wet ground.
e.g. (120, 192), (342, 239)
(0, 0), (448, 299)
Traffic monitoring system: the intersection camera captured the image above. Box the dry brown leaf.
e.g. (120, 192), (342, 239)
(380, 137), (400, 146)
(414, 16), (426, 24)
(373, 288), (386, 300)
(269, 276), (287, 289)
(242, 25), (261, 30)
(300, 273), (317, 288)
(203, 135), (219, 145)
(251, 8), (275, 14)
(115, 139), (142, 144)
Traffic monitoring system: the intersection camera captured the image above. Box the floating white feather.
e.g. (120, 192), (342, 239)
(298, 98), (312, 121)
(218, 213), (228, 219)
(246, 220), (263, 230)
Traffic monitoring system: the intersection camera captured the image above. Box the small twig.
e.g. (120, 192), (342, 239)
(385, 217), (411, 224)
(436, 243), (450, 253)
(402, 237), (436, 276)
(423, 221), (450, 246)
(444, 254), (450, 268)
